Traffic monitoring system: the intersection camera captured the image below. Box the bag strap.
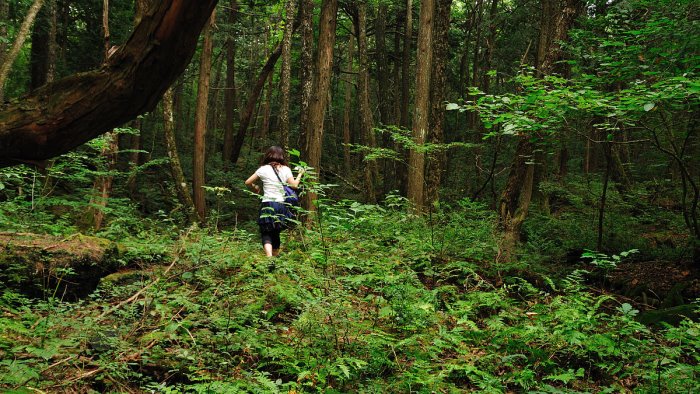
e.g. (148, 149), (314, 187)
(270, 164), (285, 185)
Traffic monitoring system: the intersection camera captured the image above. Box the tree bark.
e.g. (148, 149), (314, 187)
(342, 24), (355, 174)
(279, 0), (297, 151)
(356, 1), (376, 203)
(399, 0), (413, 129)
(87, 0), (117, 231)
(193, 11), (216, 223)
(375, 2), (390, 126)
(30, 0), (55, 90)
(407, 0), (435, 212)
(497, 0), (583, 261)
(302, 0), (339, 211)
(0, 1), (8, 66)
(222, 0), (239, 164)
(425, 0), (453, 204)
(259, 71), (273, 141)
(0, 0), (219, 167)
(230, 42), (283, 164)
(163, 88), (197, 223)
(299, 0), (314, 147)
(0, 0), (45, 102)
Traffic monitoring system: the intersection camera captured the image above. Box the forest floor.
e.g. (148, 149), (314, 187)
(1, 200), (699, 393)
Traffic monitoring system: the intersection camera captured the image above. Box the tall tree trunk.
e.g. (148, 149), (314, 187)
(392, 15), (402, 125)
(163, 88), (197, 223)
(88, 132), (118, 231)
(259, 71), (273, 141)
(230, 42), (283, 164)
(302, 0), (338, 212)
(126, 119), (141, 196)
(375, 2), (390, 125)
(0, 1), (8, 66)
(30, 0), (53, 90)
(426, 0), (452, 204)
(222, 0), (239, 164)
(497, 0), (583, 261)
(396, 0), (414, 195)
(399, 0), (413, 128)
(342, 24), (355, 174)
(299, 0), (314, 147)
(193, 12), (216, 223)
(88, 0), (116, 231)
(0, 0), (45, 102)
(279, 0), (297, 151)
(356, 1), (376, 203)
(480, 0), (499, 94)
(407, 0), (435, 212)
(467, 0), (483, 130)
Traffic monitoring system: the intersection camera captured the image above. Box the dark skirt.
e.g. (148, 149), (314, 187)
(257, 201), (295, 232)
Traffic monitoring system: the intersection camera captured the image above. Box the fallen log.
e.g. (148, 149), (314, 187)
(0, 232), (121, 299)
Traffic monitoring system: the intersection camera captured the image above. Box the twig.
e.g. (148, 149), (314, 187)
(96, 231), (191, 320)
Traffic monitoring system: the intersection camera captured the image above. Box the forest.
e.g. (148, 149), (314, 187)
(0, 0), (698, 392)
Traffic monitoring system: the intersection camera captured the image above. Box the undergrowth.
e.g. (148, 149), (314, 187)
(0, 196), (698, 393)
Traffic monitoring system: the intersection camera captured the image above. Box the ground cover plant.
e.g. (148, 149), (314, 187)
(1, 195), (698, 393)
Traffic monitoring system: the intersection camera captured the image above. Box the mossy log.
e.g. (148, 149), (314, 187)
(0, 232), (121, 299)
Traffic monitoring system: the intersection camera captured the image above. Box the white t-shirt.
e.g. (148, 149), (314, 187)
(255, 165), (294, 202)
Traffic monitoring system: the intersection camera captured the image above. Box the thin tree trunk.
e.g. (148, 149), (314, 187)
(163, 88), (197, 223)
(342, 24), (355, 173)
(222, 0), (239, 164)
(303, 0), (339, 212)
(126, 119), (141, 196)
(467, 0), (483, 130)
(230, 42), (283, 164)
(399, 0), (413, 128)
(279, 0), (297, 151)
(260, 71), (273, 141)
(356, 1), (376, 203)
(0, 1), (8, 66)
(426, 0), (452, 204)
(497, 0), (583, 260)
(597, 141), (612, 250)
(193, 12), (216, 223)
(88, 0), (116, 231)
(481, 0), (499, 94)
(299, 0), (314, 147)
(375, 2), (390, 125)
(407, 0), (435, 212)
(0, 0), (45, 102)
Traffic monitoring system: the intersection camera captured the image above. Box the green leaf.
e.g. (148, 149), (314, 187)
(643, 102), (655, 111)
(445, 103), (461, 111)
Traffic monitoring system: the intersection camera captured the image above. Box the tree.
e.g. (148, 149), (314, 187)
(279, 0), (297, 150)
(163, 87), (197, 223)
(193, 11), (216, 223)
(426, 0), (453, 204)
(355, 0), (377, 203)
(497, 0), (584, 261)
(407, 0), (435, 212)
(0, 0), (218, 167)
(302, 0), (339, 211)
(222, 0), (239, 164)
(0, 0), (45, 102)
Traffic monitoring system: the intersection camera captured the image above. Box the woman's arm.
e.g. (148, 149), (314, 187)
(286, 167), (305, 188)
(245, 173), (261, 194)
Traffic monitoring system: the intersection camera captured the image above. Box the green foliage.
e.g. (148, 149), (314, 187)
(1, 200), (698, 392)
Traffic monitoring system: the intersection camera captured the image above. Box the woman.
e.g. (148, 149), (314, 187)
(245, 146), (304, 257)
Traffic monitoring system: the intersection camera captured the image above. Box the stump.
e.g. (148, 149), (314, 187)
(0, 232), (121, 299)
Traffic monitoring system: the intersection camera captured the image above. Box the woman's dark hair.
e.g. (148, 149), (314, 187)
(261, 146), (288, 166)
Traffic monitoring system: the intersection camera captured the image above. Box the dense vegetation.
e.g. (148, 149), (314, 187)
(1, 0), (698, 392)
